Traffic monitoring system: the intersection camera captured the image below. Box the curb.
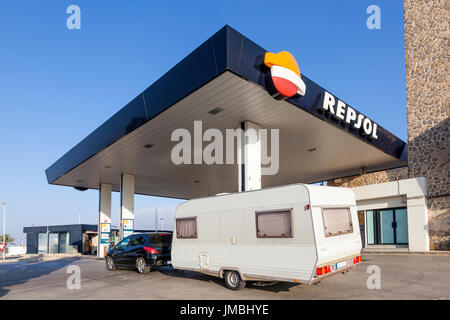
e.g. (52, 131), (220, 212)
(0, 254), (82, 263)
(363, 250), (450, 256)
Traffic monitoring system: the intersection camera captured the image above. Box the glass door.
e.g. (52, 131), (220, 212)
(358, 211), (365, 246)
(58, 232), (69, 253)
(366, 210), (376, 245)
(38, 233), (48, 254)
(48, 233), (59, 253)
(380, 210), (395, 244)
(395, 209), (408, 244)
(365, 208), (408, 245)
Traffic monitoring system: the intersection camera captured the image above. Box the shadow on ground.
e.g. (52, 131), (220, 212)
(0, 257), (80, 298)
(155, 266), (301, 293)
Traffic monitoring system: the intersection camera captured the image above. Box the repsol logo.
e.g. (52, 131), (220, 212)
(320, 91), (378, 139)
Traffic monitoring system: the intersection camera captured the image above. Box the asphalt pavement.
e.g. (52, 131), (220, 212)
(0, 253), (449, 299)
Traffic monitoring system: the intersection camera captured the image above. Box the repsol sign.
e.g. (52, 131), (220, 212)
(320, 91), (378, 139)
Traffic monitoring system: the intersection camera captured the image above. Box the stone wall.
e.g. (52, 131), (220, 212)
(404, 0), (449, 250)
(327, 167), (409, 188)
(330, 0), (449, 250)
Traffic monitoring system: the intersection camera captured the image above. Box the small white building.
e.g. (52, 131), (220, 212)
(351, 177), (429, 252)
(5, 245), (26, 256)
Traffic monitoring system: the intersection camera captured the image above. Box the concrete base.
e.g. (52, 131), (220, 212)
(1, 253), (82, 263)
(362, 250), (450, 256)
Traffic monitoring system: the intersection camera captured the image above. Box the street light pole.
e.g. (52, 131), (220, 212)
(155, 208), (158, 231)
(1, 202), (6, 262)
(78, 209), (81, 224)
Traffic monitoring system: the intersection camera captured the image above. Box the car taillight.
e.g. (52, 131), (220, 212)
(316, 265), (331, 276)
(353, 256), (362, 264)
(143, 247), (158, 254)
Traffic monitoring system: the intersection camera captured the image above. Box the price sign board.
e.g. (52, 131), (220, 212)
(100, 223), (111, 233)
(122, 219), (134, 231)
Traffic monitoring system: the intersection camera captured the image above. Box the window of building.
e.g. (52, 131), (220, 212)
(358, 211), (365, 226)
(366, 208), (408, 245)
(176, 217), (197, 239)
(39, 232), (70, 254)
(255, 210), (292, 238)
(38, 233), (47, 254)
(322, 208), (353, 237)
(48, 233), (59, 254)
(58, 232), (70, 253)
(357, 210), (366, 247)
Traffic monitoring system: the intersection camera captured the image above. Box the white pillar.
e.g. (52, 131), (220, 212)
(154, 208), (158, 231)
(98, 183), (111, 258)
(404, 177), (430, 251)
(120, 173), (135, 240)
(238, 121), (262, 192)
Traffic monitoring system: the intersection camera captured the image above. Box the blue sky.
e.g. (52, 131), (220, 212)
(0, 0), (406, 244)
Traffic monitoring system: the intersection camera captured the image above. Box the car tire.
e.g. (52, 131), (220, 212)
(136, 257), (150, 274)
(224, 270), (246, 290)
(106, 255), (117, 271)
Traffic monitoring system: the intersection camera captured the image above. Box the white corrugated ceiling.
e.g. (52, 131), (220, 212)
(53, 72), (404, 199)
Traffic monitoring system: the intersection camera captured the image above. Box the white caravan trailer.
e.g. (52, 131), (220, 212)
(172, 184), (362, 290)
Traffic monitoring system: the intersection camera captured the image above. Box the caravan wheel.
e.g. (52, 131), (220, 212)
(224, 271), (246, 290)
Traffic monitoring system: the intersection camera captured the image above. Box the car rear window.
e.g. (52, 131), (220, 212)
(143, 234), (172, 246)
(322, 207), (353, 237)
(161, 234), (173, 244)
(130, 236), (144, 246)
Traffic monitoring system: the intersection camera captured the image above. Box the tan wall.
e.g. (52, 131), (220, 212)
(327, 167), (409, 188)
(330, 0), (449, 250)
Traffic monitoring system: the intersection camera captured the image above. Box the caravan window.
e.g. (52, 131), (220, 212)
(176, 217), (197, 239)
(255, 210), (293, 238)
(322, 208), (353, 237)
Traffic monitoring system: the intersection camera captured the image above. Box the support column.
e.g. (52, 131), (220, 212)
(404, 177), (430, 251)
(98, 183), (112, 258)
(238, 121), (262, 192)
(120, 173), (135, 240)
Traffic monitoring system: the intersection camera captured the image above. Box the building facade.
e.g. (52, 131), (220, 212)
(23, 224), (97, 255)
(330, 0), (449, 250)
(23, 224), (158, 255)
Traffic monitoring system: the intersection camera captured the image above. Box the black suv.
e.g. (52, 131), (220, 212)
(106, 232), (172, 274)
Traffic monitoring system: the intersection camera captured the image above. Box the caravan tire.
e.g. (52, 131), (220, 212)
(224, 271), (246, 290)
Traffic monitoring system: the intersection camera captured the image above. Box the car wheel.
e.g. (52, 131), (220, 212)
(106, 256), (117, 271)
(136, 257), (150, 274)
(224, 270), (246, 290)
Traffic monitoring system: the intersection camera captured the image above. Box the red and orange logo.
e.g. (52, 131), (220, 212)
(264, 51), (306, 98)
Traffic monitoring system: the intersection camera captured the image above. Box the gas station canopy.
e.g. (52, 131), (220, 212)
(46, 26), (407, 199)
